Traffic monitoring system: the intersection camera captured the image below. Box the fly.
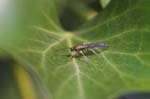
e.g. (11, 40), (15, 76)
(69, 43), (108, 58)
(47, 36), (108, 59)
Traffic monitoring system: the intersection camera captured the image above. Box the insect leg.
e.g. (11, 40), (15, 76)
(89, 49), (99, 57)
(69, 50), (75, 59)
(69, 53), (74, 59)
(79, 51), (88, 60)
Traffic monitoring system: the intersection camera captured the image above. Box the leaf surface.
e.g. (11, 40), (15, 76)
(15, 0), (150, 99)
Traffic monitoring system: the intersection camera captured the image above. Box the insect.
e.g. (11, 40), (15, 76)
(69, 43), (108, 58)
(47, 36), (108, 58)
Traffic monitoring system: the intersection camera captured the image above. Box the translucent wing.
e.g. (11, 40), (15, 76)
(86, 43), (108, 48)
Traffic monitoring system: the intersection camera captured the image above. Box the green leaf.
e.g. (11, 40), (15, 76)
(100, 0), (111, 8)
(14, 0), (150, 99)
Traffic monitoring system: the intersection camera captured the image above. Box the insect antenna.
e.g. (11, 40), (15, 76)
(47, 36), (71, 52)
(55, 47), (70, 51)
(48, 36), (60, 41)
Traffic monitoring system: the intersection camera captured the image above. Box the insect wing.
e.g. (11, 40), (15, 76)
(87, 43), (108, 48)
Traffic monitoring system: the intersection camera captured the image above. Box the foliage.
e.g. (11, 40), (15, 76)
(1, 0), (150, 99)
